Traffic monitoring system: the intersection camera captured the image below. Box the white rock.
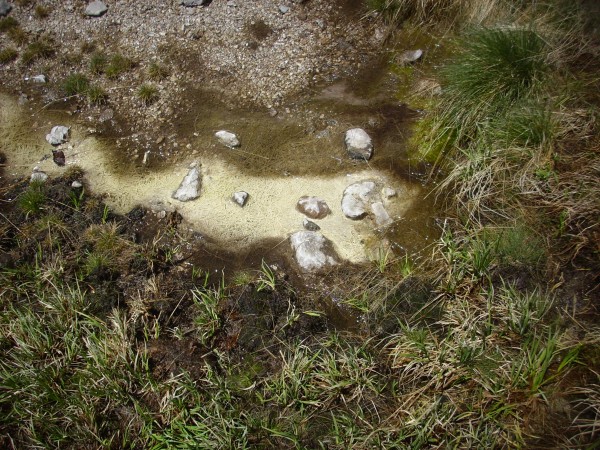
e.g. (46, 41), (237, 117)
(296, 196), (330, 219)
(172, 165), (201, 202)
(26, 74), (47, 83)
(46, 126), (70, 146)
(30, 167), (48, 183)
(232, 191), (249, 207)
(84, 1), (108, 17)
(371, 202), (392, 226)
(341, 181), (376, 219)
(345, 128), (373, 160)
(215, 130), (240, 148)
(398, 49), (423, 64)
(71, 180), (83, 188)
(290, 231), (337, 272)
(279, 5), (289, 13)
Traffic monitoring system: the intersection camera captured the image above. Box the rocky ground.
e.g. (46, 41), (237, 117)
(0, 0), (384, 147)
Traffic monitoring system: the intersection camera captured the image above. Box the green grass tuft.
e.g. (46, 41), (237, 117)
(0, 16), (19, 32)
(89, 51), (108, 74)
(34, 5), (50, 19)
(0, 47), (18, 64)
(137, 84), (159, 105)
(63, 73), (90, 96)
(86, 84), (108, 105)
(18, 181), (47, 217)
(21, 38), (55, 65)
(147, 62), (170, 81)
(105, 54), (134, 79)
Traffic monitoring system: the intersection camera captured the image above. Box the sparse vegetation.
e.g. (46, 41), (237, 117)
(105, 54), (134, 79)
(21, 37), (55, 65)
(86, 84), (108, 105)
(89, 51), (108, 74)
(34, 5), (50, 19)
(137, 83), (159, 105)
(0, 16), (19, 33)
(147, 61), (170, 81)
(62, 72), (90, 96)
(0, 47), (18, 64)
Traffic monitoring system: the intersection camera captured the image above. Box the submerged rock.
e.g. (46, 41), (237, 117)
(46, 126), (70, 146)
(215, 130), (240, 148)
(303, 217), (320, 231)
(345, 128), (373, 160)
(172, 163), (201, 202)
(341, 181), (376, 219)
(371, 201), (392, 226)
(232, 191), (249, 207)
(382, 187), (397, 199)
(296, 196), (330, 219)
(290, 231), (337, 272)
(84, 1), (108, 17)
(52, 149), (65, 166)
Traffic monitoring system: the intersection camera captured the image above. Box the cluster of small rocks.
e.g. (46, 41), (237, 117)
(166, 127), (395, 272)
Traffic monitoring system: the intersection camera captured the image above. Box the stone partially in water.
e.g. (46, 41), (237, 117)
(215, 130), (240, 148)
(371, 201), (392, 226)
(232, 191), (249, 207)
(172, 164), (201, 202)
(296, 195), (330, 219)
(382, 187), (397, 199)
(30, 167), (48, 183)
(345, 128), (373, 160)
(290, 231), (337, 272)
(84, 1), (108, 17)
(46, 126), (70, 146)
(341, 181), (376, 219)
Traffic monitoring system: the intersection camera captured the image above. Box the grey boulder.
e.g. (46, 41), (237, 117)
(84, 1), (108, 17)
(345, 128), (373, 160)
(290, 231), (337, 272)
(172, 163), (201, 202)
(46, 126), (70, 146)
(371, 201), (392, 226)
(0, 0), (11, 16)
(30, 167), (48, 183)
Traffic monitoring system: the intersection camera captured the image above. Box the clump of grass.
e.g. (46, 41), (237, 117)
(420, 27), (549, 162)
(137, 84), (159, 105)
(7, 26), (28, 45)
(0, 47), (18, 64)
(89, 51), (108, 74)
(86, 84), (108, 105)
(0, 16), (19, 32)
(63, 73), (90, 96)
(34, 5), (50, 19)
(80, 40), (96, 54)
(105, 54), (134, 79)
(147, 62), (170, 81)
(21, 37), (55, 65)
(18, 181), (46, 217)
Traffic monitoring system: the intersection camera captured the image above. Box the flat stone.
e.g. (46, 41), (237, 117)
(0, 0), (12, 16)
(71, 181), (83, 188)
(172, 164), (201, 202)
(215, 130), (240, 148)
(279, 5), (289, 13)
(46, 126), (70, 146)
(290, 231), (337, 272)
(27, 74), (47, 83)
(84, 1), (108, 17)
(303, 217), (320, 231)
(371, 202), (392, 226)
(341, 181), (376, 219)
(232, 191), (249, 207)
(345, 128), (373, 160)
(296, 196), (330, 219)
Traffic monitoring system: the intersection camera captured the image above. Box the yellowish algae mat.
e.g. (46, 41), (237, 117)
(1, 94), (422, 263)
